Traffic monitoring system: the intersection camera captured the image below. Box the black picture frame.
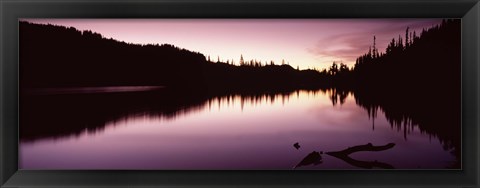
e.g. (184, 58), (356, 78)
(1, 0), (479, 187)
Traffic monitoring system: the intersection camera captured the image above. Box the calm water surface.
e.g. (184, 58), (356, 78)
(19, 88), (457, 169)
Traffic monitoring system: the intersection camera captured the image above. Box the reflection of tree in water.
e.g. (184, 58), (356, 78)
(350, 89), (460, 168)
(22, 88), (456, 149)
(21, 86), (459, 168)
(329, 88), (350, 106)
(20, 88), (329, 142)
(293, 143), (395, 169)
(325, 87), (459, 151)
(324, 87), (460, 168)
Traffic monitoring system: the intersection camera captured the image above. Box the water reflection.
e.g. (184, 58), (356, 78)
(20, 88), (329, 142)
(19, 87), (460, 169)
(352, 87), (460, 169)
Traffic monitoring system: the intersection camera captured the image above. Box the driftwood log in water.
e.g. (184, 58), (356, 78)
(326, 143), (395, 156)
(326, 143), (396, 169)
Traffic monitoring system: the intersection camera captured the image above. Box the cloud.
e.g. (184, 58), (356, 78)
(308, 33), (372, 67)
(308, 19), (442, 67)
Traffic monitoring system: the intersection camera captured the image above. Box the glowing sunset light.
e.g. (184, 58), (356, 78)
(22, 19), (441, 70)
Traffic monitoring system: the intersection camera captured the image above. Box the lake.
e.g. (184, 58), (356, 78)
(19, 87), (458, 169)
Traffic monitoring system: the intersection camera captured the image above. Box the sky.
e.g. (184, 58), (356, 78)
(22, 19), (442, 70)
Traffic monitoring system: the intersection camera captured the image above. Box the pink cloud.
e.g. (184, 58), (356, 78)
(308, 19), (441, 67)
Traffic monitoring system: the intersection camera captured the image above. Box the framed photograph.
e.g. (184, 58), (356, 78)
(1, 0), (479, 187)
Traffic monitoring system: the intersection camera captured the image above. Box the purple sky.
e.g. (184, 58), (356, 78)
(22, 19), (442, 70)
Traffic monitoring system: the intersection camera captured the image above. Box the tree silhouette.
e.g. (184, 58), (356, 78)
(239, 54), (245, 66)
(328, 62), (338, 76)
(405, 27), (410, 48)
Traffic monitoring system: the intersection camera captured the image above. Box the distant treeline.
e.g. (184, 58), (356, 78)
(20, 21), (328, 92)
(20, 88), (312, 142)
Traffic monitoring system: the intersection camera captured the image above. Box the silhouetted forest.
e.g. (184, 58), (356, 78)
(19, 21), (327, 91)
